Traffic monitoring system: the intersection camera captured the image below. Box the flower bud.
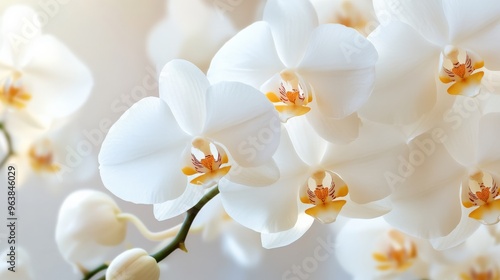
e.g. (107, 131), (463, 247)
(55, 189), (127, 269)
(106, 248), (160, 280)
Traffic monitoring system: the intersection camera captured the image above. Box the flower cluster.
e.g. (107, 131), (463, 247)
(49, 0), (500, 279)
(0, 5), (93, 181)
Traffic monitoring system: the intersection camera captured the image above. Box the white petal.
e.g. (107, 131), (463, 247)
(374, 0), (448, 45)
(304, 67), (376, 119)
(360, 21), (440, 124)
(440, 96), (481, 167)
(207, 21), (283, 87)
(203, 81), (280, 167)
(148, 0), (237, 72)
(299, 24), (378, 70)
(219, 174), (302, 234)
(386, 176), (463, 239)
(325, 121), (409, 204)
(263, 0), (318, 67)
(476, 113), (500, 165)
(0, 5), (42, 67)
(261, 212), (314, 249)
(21, 35), (92, 118)
(392, 133), (466, 196)
(285, 115), (328, 166)
(443, 0), (500, 46)
(225, 159), (280, 187)
(153, 184), (205, 221)
(99, 97), (190, 204)
(460, 23), (500, 70)
(158, 59), (209, 135)
(341, 197), (392, 218)
(222, 224), (263, 267)
(306, 111), (361, 145)
(430, 207), (480, 250)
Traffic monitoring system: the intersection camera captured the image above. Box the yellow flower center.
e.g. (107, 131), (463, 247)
(462, 171), (500, 224)
(181, 137), (231, 186)
(465, 172), (498, 207)
(300, 170), (348, 223)
(372, 230), (418, 272)
(460, 257), (500, 280)
(0, 73), (32, 109)
(29, 139), (61, 173)
(331, 0), (369, 36)
(439, 46), (485, 96)
(265, 70), (313, 122)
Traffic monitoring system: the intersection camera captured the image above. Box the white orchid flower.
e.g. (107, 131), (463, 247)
(208, 0), (378, 144)
(219, 118), (406, 248)
(384, 112), (500, 247)
(0, 6), (93, 149)
(430, 226), (500, 280)
(99, 59), (280, 220)
(335, 218), (430, 280)
(360, 0), (500, 124)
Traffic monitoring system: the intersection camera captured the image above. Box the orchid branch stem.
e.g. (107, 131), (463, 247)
(151, 185), (219, 261)
(0, 122), (14, 167)
(82, 185), (220, 280)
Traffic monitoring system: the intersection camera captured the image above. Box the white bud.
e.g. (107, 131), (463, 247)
(106, 248), (160, 280)
(55, 189), (127, 270)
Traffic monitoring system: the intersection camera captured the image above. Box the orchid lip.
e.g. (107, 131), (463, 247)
(300, 170), (348, 224)
(29, 139), (61, 173)
(438, 45), (484, 97)
(264, 70), (313, 122)
(372, 230), (417, 273)
(181, 137), (231, 186)
(462, 171), (500, 225)
(0, 73), (32, 110)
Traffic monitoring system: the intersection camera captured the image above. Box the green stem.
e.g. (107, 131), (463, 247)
(82, 186), (220, 280)
(151, 186), (220, 261)
(0, 122), (14, 167)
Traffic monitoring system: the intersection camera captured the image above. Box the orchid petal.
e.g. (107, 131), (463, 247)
(360, 21), (440, 124)
(302, 66), (375, 119)
(261, 212), (314, 249)
(153, 184), (205, 221)
(219, 175), (301, 233)
(263, 0), (318, 67)
(99, 97), (189, 204)
(374, 0), (448, 45)
(207, 21), (283, 87)
(159, 59), (209, 135)
(385, 176), (463, 239)
(225, 159), (280, 187)
(443, 0), (500, 47)
(476, 113), (500, 165)
(306, 111), (361, 145)
(299, 24), (378, 70)
(325, 121), (409, 204)
(219, 131), (306, 233)
(285, 115), (327, 166)
(440, 97), (481, 167)
(460, 23), (500, 70)
(0, 5), (42, 68)
(203, 81), (280, 167)
(429, 207), (480, 250)
(21, 35), (92, 118)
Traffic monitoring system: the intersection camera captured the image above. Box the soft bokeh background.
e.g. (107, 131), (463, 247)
(0, 0), (350, 279)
